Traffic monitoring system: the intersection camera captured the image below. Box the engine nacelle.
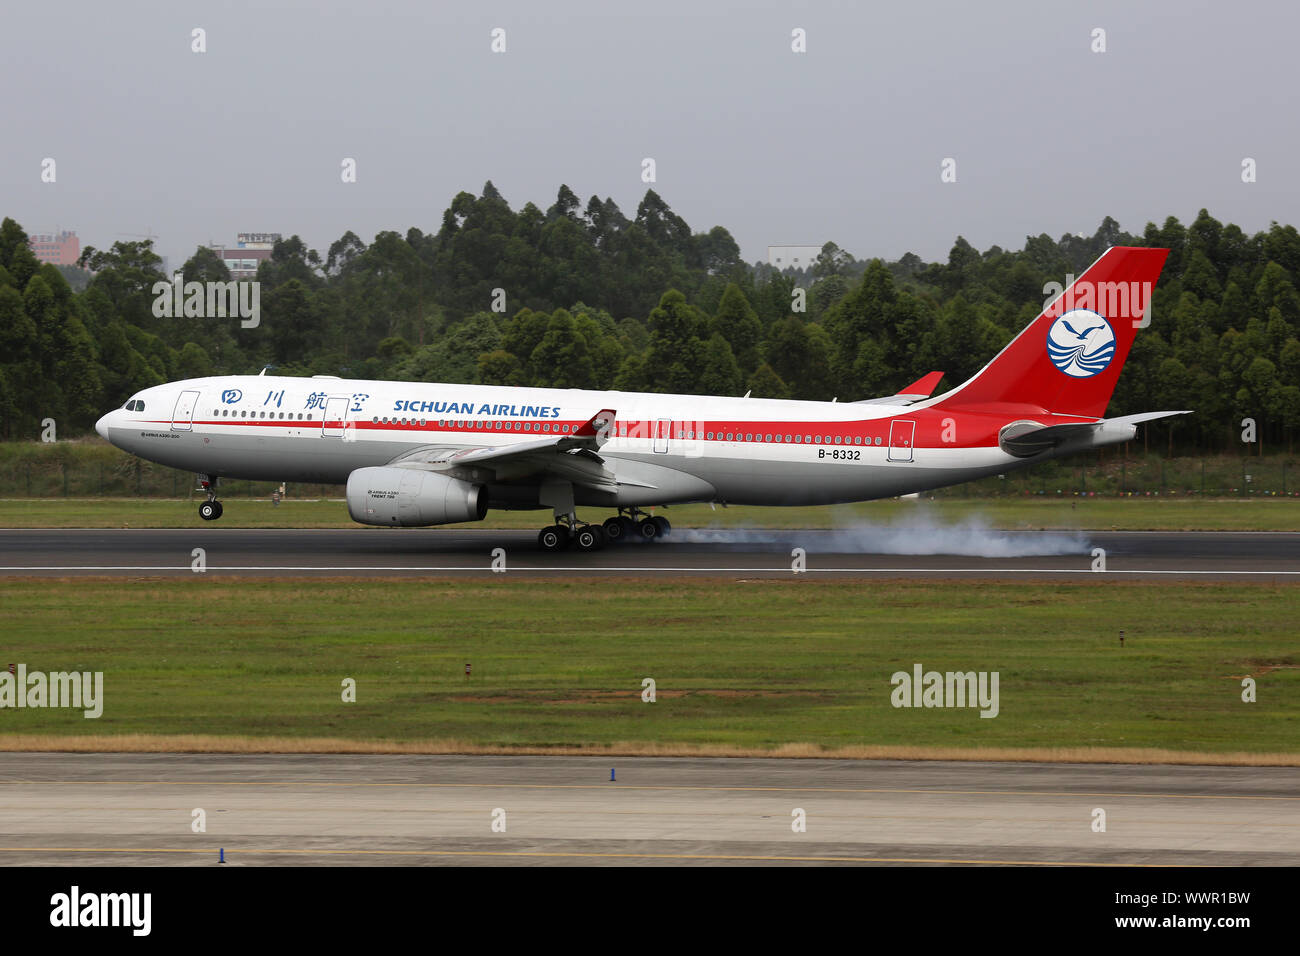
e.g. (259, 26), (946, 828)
(346, 467), (487, 527)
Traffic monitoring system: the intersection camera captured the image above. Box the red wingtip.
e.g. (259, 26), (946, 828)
(574, 409), (616, 437)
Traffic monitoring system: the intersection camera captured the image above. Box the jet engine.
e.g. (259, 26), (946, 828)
(346, 467), (487, 527)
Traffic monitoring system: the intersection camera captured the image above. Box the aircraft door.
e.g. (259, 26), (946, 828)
(170, 389), (200, 431)
(322, 397), (349, 437)
(887, 419), (915, 462)
(654, 419), (670, 454)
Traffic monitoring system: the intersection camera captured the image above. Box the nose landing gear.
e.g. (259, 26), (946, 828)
(198, 475), (223, 521)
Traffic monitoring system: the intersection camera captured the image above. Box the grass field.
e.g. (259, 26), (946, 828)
(0, 577), (1295, 761)
(2, 496), (1298, 531)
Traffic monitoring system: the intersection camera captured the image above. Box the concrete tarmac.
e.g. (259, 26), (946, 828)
(0, 754), (1296, 866)
(0, 529), (1298, 580)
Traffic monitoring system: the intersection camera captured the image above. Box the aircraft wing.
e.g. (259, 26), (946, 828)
(380, 409), (656, 491)
(999, 410), (1192, 458)
(851, 371), (945, 405)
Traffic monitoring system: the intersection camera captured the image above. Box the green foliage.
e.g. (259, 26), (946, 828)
(2, 202), (1299, 451)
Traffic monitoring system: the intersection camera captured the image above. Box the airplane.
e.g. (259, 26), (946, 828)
(95, 246), (1186, 551)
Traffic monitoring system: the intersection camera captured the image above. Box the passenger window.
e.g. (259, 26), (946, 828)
(794, 435), (802, 443)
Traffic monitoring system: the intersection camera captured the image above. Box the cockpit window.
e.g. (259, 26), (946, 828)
(122, 399), (146, 412)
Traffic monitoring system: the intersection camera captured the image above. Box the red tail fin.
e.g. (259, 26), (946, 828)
(934, 247), (1169, 419)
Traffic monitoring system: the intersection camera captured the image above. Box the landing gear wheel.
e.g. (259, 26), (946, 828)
(199, 501), (221, 521)
(635, 517), (659, 541)
(650, 516), (670, 538)
(602, 516), (628, 543)
(538, 525), (568, 552)
(574, 525), (605, 552)
(618, 515), (637, 538)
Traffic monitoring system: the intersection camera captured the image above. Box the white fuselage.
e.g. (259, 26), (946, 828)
(95, 374), (1031, 510)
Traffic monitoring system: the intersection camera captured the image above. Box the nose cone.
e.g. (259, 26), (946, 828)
(95, 413), (112, 441)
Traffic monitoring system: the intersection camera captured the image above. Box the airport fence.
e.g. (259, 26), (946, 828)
(0, 440), (1296, 499)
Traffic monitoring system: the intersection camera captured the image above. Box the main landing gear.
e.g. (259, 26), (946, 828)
(198, 475), (224, 521)
(537, 508), (670, 552)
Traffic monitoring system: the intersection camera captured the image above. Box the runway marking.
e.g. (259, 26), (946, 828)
(0, 846), (1204, 866)
(2, 566), (1299, 576)
(4, 805), (1293, 827)
(4, 781), (1296, 800)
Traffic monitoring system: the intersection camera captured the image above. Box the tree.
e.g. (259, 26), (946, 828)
(529, 310), (594, 389)
(78, 239), (166, 328)
(709, 283), (762, 373)
(696, 333), (742, 396)
(643, 289), (707, 391)
(262, 279), (317, 365)
(747, 362), (790, 399)
(325, 231), (366, 276)
(764, 317), (833, 400)
(813, 241), (851, 279)
(181, 246), (233, 284)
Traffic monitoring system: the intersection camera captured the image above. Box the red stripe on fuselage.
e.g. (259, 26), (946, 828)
(155, 406), (1094, 450)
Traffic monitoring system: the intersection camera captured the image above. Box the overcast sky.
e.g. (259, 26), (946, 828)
(3, 0), (1296, 270)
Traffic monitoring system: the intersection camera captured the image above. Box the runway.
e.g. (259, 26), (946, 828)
(0, 753), (1295, 866)
(0, 528), (1298, 579)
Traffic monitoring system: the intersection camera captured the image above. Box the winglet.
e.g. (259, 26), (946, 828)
(897, 371), (944, 398)
(574, 409), (616, 444)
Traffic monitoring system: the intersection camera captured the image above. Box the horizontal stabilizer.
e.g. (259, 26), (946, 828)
(897, 371), (944, 399)
(999, 410), (1191, 458)
(852, 371), (946, 406)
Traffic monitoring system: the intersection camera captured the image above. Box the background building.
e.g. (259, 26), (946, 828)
(27, 230), (80, 266)
(766, 244), (823, 269)
(212, 232), (281, 279)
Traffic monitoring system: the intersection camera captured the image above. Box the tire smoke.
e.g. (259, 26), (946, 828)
(673, 511), (1089, 557)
